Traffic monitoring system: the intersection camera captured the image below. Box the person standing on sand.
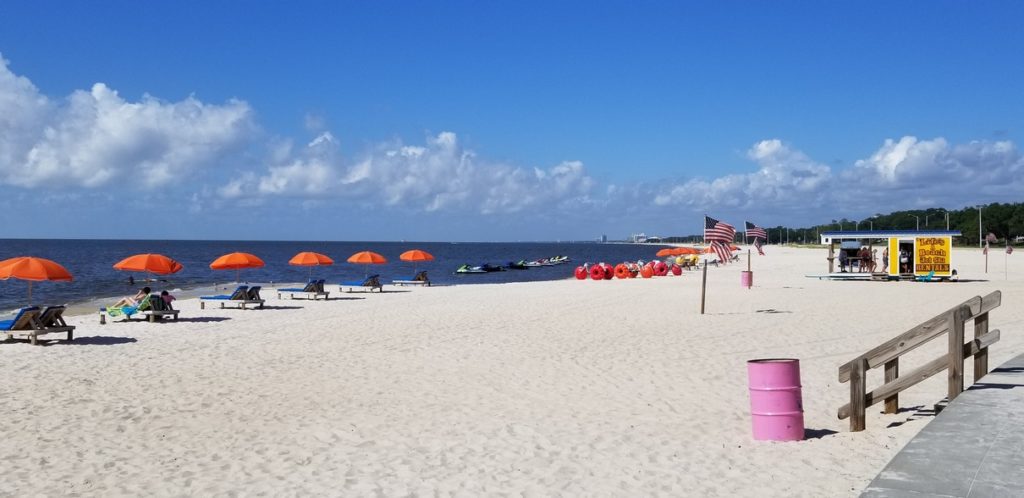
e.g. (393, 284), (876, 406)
(838, 249), (848, 272)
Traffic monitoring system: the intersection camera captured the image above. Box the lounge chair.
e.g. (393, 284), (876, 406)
(1, 306), (41, 340)
(141, 294), (180, 322)
(392, 271), (431, 287)
(2, 306), (74, 345)
(29, 305), (75, 344)
(200, 285), (260, 309)
(340, 274), (383, 293)
(277, 279), (330, 300)
(100, 294), (153, 324)
(915, 270), (937, 282)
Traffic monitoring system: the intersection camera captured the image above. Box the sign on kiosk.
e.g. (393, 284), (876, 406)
(915, 237), (951, 275)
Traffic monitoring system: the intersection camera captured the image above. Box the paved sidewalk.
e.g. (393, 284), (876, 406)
(862, 353), (1024, 497)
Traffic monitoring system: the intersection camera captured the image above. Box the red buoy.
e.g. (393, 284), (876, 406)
(590, 264), (606, 280)
(670, 264), (682, 276)
(574, 266), (588, 280)
(601, 263), (614, 280)
(653, 261), (668, 276)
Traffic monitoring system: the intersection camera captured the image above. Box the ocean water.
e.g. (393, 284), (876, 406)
(0, 239), (664, 311)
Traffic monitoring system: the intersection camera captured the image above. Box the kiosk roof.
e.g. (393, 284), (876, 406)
(820, 230), (960, 242)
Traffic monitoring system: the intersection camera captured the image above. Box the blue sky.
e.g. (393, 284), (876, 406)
(1, 1), (1022, 241)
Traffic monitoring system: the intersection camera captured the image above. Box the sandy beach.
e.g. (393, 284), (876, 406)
(2, 246), (1021, 496)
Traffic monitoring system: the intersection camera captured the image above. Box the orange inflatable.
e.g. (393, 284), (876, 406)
(614, 263), (629, 279)
(640, 264), (654, 278)
(574, 266), (588, 280)
(589, 264), (605, 280)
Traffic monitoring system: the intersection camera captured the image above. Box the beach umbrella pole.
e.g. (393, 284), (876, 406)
(27, 281), (32, 305)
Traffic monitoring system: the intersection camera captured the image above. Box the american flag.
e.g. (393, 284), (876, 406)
(745, 221), (767, 240)
(705, 216), (736, 243)
(745, 221), (767, 256)
(705, 216), (736, 263)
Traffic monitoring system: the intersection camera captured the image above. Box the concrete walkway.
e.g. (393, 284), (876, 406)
(862, 353), (1024, 497)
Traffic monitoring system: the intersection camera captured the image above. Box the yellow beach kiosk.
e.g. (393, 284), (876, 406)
(819, 230), (961, 280)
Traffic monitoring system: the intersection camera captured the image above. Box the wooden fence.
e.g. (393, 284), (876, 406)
(837, 290), (1002, 431)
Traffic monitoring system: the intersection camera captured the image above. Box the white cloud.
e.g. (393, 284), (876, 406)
(228, 130), (596, 215)
(846, 137), (1024, 198)
(0, 54), (255, 189)
(652, 139), (832, 210)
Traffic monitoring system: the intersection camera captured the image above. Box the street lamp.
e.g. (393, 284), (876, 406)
(909, 215), (920, 230)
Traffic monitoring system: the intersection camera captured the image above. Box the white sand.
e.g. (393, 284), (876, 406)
(2, 246), (1022, 496)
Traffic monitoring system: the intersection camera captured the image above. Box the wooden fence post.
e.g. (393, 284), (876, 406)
(974, 310), (990, 382)
(948, 306), (966, 401)
(883, 358), (899, 414)
(850, 358), (868, 431)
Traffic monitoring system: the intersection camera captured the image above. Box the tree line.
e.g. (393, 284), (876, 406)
(662, 202), (1024, 246)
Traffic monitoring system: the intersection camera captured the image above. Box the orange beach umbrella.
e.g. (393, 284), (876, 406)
(655, 248), (675, 257)
(400, 249), (434, 274)
(399, 249), (434, 263)
(671, 247), (701, 256)
(210, 252), (265, 282)
(113, 253), (183, 275)
(347, 251), (387, 277)
(289, 252), (334, 278)
(347, 251), (387, 265)
(0, 256), (73, 304)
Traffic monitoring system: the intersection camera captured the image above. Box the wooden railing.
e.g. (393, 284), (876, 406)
(837, 290), (1002, 431)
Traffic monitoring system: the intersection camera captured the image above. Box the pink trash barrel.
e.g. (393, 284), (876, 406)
(741, 270), (753, 289)
(747, 358), (804, 441)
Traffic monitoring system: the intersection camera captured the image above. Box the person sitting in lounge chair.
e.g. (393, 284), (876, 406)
(112, 286), (151, 308)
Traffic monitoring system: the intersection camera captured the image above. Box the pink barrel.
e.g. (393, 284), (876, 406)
(741, 270), (753, 289)
(747, 359), (804, 441)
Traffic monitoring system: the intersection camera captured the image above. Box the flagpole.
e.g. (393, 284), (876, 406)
(700, 260), (708, 315)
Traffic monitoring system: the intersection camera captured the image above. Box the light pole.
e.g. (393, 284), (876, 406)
(935, 209), (948, 230)
(910, 215), (920, 230)
(869, 220), (874, 230)
(978, 205), (984, 248)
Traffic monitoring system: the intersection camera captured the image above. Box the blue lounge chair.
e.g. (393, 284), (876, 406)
(340, 274), (383, 293)
(200, 285), (264, 309)
(915, 270), (937, 282)
(392, 271), (430, 287)
(2, 306), (74, 345)
(278, 279), (329, 300)
(1, 306), (40, 338)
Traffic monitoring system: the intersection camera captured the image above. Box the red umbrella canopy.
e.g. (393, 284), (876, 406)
(655, 248), (675, 257)
(113, 253), (183, 275)
(399, 249), (434, 262)
(0, 257), (73, 282)
(347, 251), (388, 264)
(210, 252), (265, 270)
(289, 252), (334, 267)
